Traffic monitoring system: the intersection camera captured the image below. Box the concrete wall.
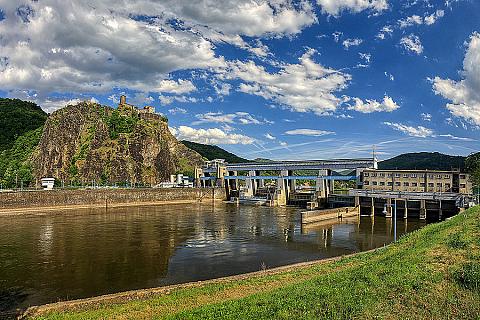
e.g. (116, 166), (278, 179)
(0, 188), (226, 210)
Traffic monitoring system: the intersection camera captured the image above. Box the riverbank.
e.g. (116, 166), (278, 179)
(25, 206), (480, 319)
(0, 188), (226, 214)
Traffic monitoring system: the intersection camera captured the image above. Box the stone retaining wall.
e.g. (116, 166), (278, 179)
(0, 188), (226, 210)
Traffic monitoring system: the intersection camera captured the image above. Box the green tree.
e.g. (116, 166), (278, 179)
(465, 152), (480, 188)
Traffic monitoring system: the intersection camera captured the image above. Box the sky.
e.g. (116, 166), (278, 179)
(0, 0), (479, 161)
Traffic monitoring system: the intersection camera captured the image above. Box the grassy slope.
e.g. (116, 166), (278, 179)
(32, 207), (480, 320)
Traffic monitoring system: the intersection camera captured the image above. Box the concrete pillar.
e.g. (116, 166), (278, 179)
(386, 198), (392, 218)
(420, 199), (426, 220)
(404, 200), (408, 219)
(355, 196), (360, 207)
(257, 170), (265, 188)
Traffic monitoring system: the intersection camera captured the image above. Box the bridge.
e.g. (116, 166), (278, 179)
(195, 158), (377, 206)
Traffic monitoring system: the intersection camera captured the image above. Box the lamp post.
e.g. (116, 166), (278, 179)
(383, 198), (397, 242)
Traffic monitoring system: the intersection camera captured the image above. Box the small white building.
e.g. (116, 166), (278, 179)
(41, 177), (55, 190)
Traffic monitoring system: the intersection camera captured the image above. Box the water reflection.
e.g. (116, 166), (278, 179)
(0, 203), (427, 315)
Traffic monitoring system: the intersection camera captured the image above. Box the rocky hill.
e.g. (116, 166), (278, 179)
(32, 101), (203, 185)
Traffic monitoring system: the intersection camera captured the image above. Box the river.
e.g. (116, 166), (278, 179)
(0, 202), (427, 315)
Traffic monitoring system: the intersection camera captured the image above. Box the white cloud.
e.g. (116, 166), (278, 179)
(0, 0), (317, 101)
(425, 10), (445, 25)
(332, 31), (343, 43)
(316, 0), (388, 16)
(384, 72), (395, 81)
(437, 134), (475, 141)
(400, 34), (424, 55)
(383, 122), (434, 138)
(348, 95), (399, 113)
(399, 10), (445, 28)
(432, 32), (480, 126)
(264, 133), (276, 140)
(169, 125), (255, 145)
(168, 107), (187, 114)
(213, 82), (232, 96)
(421, 113), (432, 121)
(193, 112), (268, 125)
(399, 15), (423, 28)
(157, 79), (197, 94)
(221, 49), (351, 115)
(285, 129), (335, 136)
(159, 95), (198, 105)
(376, 25), (393, 40)
(342, 38), (363, 49)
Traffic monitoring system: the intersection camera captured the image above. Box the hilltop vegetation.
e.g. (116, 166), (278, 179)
(0, 99), (47, 187)
(181, 140), (249, 163)
(28, 206), (480, 319)
(0, 98), (47, 151)
(378, 152), (466, 171)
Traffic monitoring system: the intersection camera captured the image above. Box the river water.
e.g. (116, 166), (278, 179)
(0, 203), (427, 314)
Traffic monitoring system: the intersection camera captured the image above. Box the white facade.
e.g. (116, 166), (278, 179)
(41, 178), (55, 190)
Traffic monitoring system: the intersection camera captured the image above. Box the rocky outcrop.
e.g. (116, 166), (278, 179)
(32, 101), (203, 185)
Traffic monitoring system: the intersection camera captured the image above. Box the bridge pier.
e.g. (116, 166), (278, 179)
(404, 200), (408, 219)
(420, 199), (426, 220)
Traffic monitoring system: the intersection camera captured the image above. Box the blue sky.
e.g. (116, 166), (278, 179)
(0, 0), (479, 160)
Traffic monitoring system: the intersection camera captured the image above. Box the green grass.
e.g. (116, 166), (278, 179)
(30, 207), (480, 320)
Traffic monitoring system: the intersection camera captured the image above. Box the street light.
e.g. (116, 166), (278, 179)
(383, 198), (397, 242)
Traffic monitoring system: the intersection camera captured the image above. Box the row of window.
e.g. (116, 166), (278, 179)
(363, 181), (467, 188)
(363, 172), (467, 179)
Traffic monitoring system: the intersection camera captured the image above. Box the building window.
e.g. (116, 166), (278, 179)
(387, 173), (393, 178)
(420, 183), (426, 187)
(444, 175), (450, 179)
(380, 182), (385, 186)
(411, 174), (417, 178)
(428, 183), (434, 187)
(379, 173), (385, 177)
(364, 181), (369, 185)
(428, 174), (434, 179)
(371, 173), (377, 177)
(364, 173), (369, 177)
(437, 174), (442, 179)
(373, 181), (378, 185)
(395, 182), (401, 186)
(403, 174), (409, 178)
(460, 175), (466, 179)
(412, 182), (418, 187)
(445, 183), (450, 189)
(404, 182), (410, 186)
(387, 182), (393, 186)
(437, 183), (442, 187)
(420, 174), (425, 178)
(395, 173), (401, 178)
(460, 184), (466, 188)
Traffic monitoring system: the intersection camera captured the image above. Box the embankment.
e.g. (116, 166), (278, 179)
(24, 206), (480, 319)
(0, 188), (226, 214)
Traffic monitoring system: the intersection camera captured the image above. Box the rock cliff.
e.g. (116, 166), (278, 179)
(33, 101), (203, 185)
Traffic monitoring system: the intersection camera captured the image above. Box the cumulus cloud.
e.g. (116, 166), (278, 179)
(264, 133), (276, 140)
(383, 122), (434, 137)
(421, 112), (432, 121)
(168, 107), (187, 114)
(348, 96), (399, 113)
(376, 25), (393, 40)
(169, 125), (255, 145)
(399, 10), (445, 28)
(316, 0), (388, 16)
(0, 0), (317, 102)
(221, 49), (351, 115)
(285, 129), (335, 136)
(432, 32), (480, 126)
(400, 34), (424, 55)
(342, 38), (363, 49)
(157, 79), (197, 94)
(193, 112), (269, 125)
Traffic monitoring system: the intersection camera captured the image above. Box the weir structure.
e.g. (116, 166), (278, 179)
(194, 158), (377, 207)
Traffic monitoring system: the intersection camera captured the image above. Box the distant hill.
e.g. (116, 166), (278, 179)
(378, 152), (466, 171)
(181, 141), (249, 163)
(0, 98), (48, 151)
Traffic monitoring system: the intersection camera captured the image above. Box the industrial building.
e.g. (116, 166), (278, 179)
(361, 169), (471, 194)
